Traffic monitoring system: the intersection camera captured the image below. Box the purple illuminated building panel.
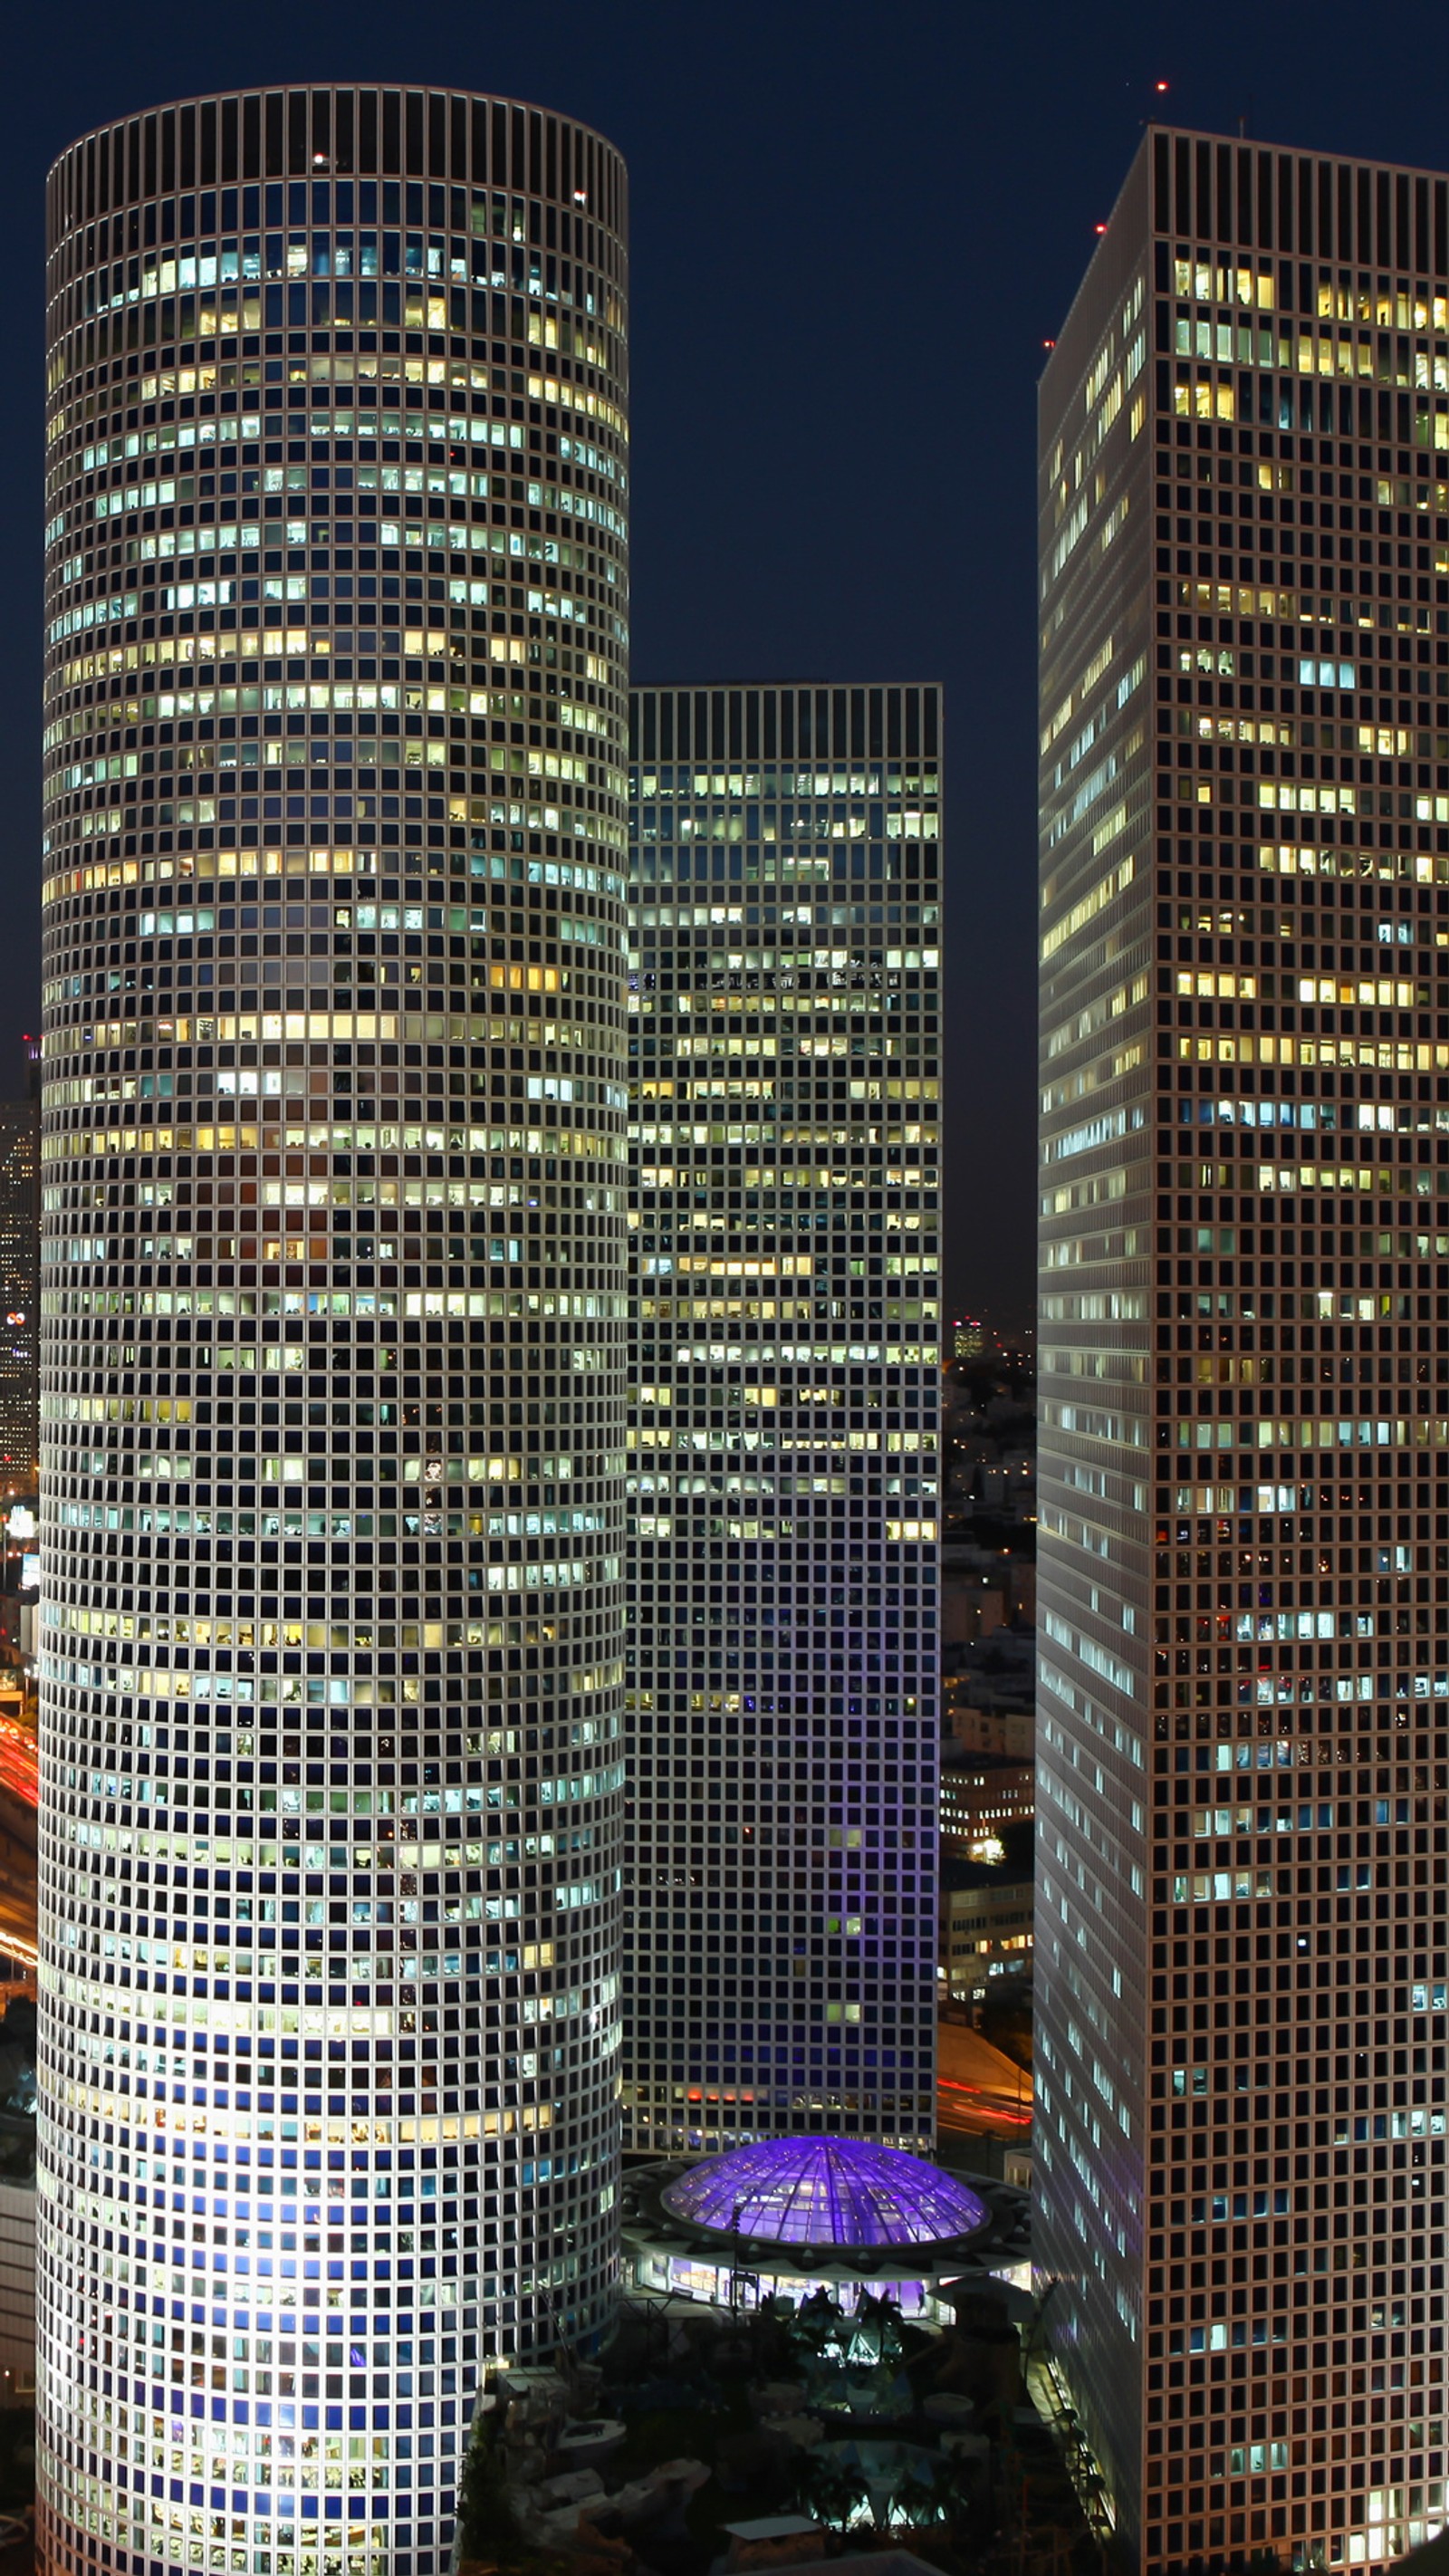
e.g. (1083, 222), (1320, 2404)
(661, 2137), (988, 2249)
(625, 684), (943, 2161)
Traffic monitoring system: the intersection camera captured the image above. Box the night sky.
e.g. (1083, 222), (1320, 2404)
(6, 0), (1447, 1331)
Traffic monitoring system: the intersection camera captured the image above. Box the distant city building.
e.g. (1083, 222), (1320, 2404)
(0, 1996), (35, 2409)
(942, 1537), (1035, 1644)
(0, 1046), (40, 1485)
(942, 1693), (1034, 1760)
(941, 1341), (1036, 1526)
(952, 1318), (984, 1360)
(0, 2179), (35, 2408)
(940, 1860), (1033, 2000)
(626, 682), (942, 2154)
(0, 1493), (40, 1726)
(1037, 120), (1449, 2574)
(942, 1625), (1035, 1763)
(938, 1754), (1035, 1860)
(946, 1700), (1040, 1762)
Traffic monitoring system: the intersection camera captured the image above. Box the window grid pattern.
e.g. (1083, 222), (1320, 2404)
(1038, 124), (1449, 2576)
(625, 683), (940, 2158)
(658, 2134), (986, 2247)
(0, 1084), (41, 1479)
(37, 85), (629, 2576)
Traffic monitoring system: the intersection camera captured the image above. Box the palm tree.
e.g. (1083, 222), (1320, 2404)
(796, 2450), (869, 2534)
(454, 2415), (524, 2566)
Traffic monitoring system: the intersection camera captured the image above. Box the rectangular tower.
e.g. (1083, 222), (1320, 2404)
(625, 682), (941, 2155)
(1037, 128), (1449, 2572)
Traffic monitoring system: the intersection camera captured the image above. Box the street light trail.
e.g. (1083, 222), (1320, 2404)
(0, 1709), (36, 1809)
(0, 1756), (35, 1805)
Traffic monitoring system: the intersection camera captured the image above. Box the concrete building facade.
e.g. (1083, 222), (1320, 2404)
(1037, 124), (1449, 2573)
(625, 682), (941, 2155)
(0, 1048), (42, 1483)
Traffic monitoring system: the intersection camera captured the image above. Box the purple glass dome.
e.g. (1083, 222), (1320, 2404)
(660, 2138), (990, 2251)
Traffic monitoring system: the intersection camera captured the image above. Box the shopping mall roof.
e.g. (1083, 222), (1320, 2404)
(658, 2136), (990, 2253)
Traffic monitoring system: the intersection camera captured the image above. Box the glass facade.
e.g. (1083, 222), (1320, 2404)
(1038, 124), (1449, 2576)
(38, 87), (629, 2576)
(0, 1068), (41, 1482)
(625, 684), (941, 2158)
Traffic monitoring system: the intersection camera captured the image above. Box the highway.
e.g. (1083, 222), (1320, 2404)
(0, 1706), (35, 1814)
(936, 2016), (1032, 2143)
(0, 1883), (35, 1976)
(0, 1746), (38, 1976)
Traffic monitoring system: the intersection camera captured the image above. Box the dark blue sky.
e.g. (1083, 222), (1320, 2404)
(5, 0), (1444, 1329)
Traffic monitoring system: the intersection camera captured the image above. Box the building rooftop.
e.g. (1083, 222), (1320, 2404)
(658, 2137), (990, 2252)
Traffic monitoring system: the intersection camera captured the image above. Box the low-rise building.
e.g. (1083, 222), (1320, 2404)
(942, 1693), (1034, 1759)
(942, 1542), (1034, 1646)
(940, 1861), (1034, 2001)
(942, 1628), (1034, 1758)
(939, 1755), (1034, 1860)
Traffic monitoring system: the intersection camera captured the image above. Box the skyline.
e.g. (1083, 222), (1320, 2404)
(22, 34), (1449, 2575)
(7, 0), (1449, 1330)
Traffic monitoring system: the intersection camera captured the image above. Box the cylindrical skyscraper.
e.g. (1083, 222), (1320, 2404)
(38, 88), (629, 2576)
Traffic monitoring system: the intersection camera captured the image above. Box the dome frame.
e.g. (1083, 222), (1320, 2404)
(658, 2136), (990, 2254)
